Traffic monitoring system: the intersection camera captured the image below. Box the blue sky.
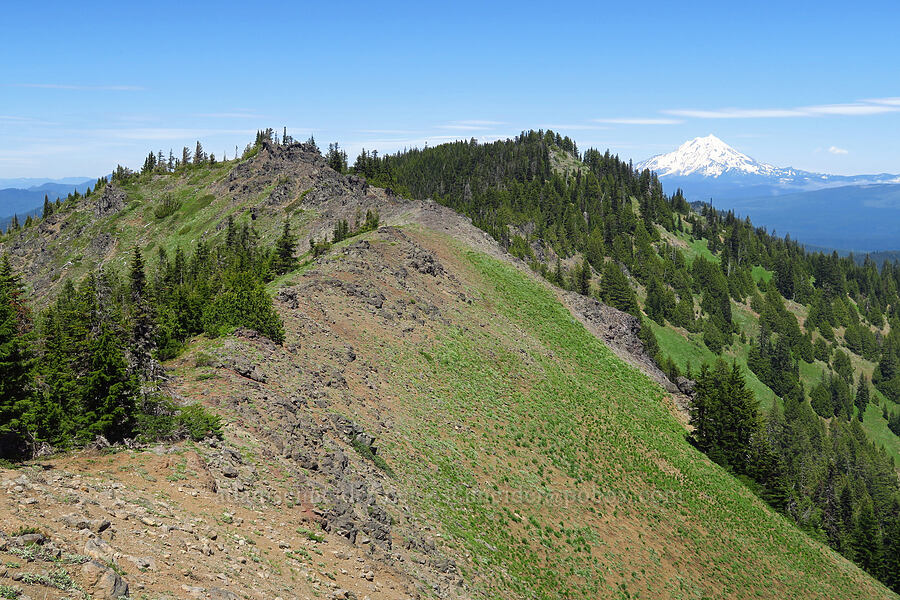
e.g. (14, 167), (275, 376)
(2, 0), (900, 178)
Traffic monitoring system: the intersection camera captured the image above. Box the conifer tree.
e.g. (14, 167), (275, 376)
(79, 319), (137, 442)
(129, 248), (154, 375)
(855, 375), (870, 420)
(689, 360), (759, 472)
(852, 497), (882, 575)
(600, 261), (639, 317)
(577, 258), (591, 296)
(0, 256), (34, 457)
(195, 141), (206, 165)
(273, 220), (297, 275)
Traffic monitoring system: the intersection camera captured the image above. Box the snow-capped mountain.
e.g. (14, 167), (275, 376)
(637, 134), (780, 178)
(636, 135), (899, 199)
(636, 135), (900, 252)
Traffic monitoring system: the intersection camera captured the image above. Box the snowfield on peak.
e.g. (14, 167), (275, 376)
(636, 134), (778, 178)
(635, 135), (900, 201)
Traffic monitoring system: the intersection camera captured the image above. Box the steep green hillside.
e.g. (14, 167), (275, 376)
(384, 240), (894, 598)
(350, 130), (900, 590)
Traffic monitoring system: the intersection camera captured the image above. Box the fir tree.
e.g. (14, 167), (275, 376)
(0, 256), (34, 457)
(855, 375), (870, 420)
(195, 141), (206, 164)
(600, 261), (639, 316)
(577, 258), (591, 296)
(273, 220), (297, 275)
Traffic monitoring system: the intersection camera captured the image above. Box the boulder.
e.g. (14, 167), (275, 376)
(84, 537), (116, 562)
(81, 560), (128, 599)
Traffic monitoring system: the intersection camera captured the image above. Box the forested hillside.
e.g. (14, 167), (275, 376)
(349, 130), (900, 591)
(0, 129), (898, 596)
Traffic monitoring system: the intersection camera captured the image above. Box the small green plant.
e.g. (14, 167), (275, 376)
(0, 584), (21, 599)
(104, 560), (127, 577)
(135, 397), (223, 442)
(296, 527), (325, 542)
(350, 436), (394, 476)
(21, 569), (79, 591)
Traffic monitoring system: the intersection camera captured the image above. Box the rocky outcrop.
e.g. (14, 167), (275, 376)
(94, 184), (126, 218)
(563, 292), (679, 394)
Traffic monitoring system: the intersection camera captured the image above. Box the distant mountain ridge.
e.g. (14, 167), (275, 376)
(0, 176), (94, 189)
(636, 135), (900, 199)
(0, 179), (95, 225)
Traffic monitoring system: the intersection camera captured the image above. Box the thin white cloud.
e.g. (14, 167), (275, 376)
(593, 117), (683, 125)
(195, 112), (264, 119)
(0, 115), (56, 125)
(436, 119), (506, 131)
(865, 97), (900, 106)
(828, 145), (849, 155)
(358, 128), (422, 135)
(805, 103), (898, 116)
(92, 128), (256, 141)
(455, 120), (505, 126)
(8, 83), (144, 91)
(664, 108), (805, 119)
(665, 100), (900, 119)
(541, 123), (609, 131)
(437, 124), (491, 131)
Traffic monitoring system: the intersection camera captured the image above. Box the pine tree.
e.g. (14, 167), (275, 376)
(129, 248), (154, 374)
(855, 375), (870, 420)
(689, 360), (759, 473)
(273, 220), (297, 275)
(79, 320), (137, 442)
(0, 256), (35, 458)
(42, 194), (53, 219)
(600, 261), (639, 316)
(130, 247), (146, 300)
(577, 259), (591, 296)
(195, 141), (206, 165)
(852, 496), (882, 575)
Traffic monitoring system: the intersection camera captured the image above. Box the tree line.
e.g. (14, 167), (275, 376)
(0, 215), (298, 459)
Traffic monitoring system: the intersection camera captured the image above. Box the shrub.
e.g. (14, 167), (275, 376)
(136, 397), (223, 442)
(154, 194), (181, 219)
(202, 273), (285, 344)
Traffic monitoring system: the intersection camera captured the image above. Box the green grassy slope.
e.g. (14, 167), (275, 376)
(382, 239), (894, 599)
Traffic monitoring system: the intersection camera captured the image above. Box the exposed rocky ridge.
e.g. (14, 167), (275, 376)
(0, 218), (685, 599)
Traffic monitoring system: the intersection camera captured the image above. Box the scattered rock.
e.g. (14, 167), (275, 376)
(61, 513), (111, 533)
(84, 537), (115, 562)
(11, 533), (46, 546)
(230, 356), (267, 383)
(81, 560), (129, 599)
